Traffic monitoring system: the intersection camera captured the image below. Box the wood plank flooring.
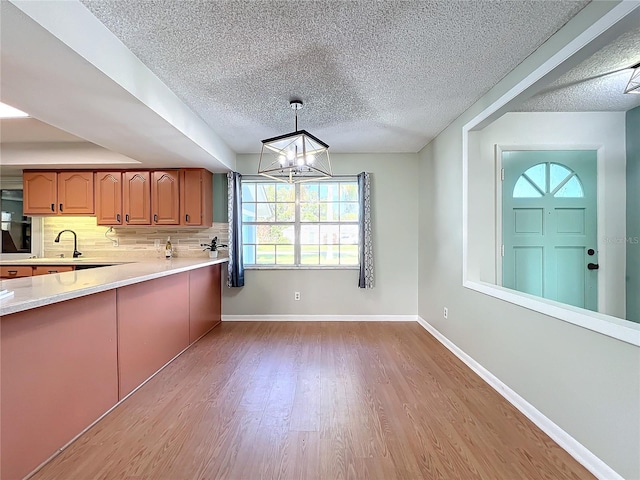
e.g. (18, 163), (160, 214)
(30, 322), (594, 480)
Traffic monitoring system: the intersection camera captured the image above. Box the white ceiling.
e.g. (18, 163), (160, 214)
(78, 0), (588, 153)
(519, 25), (640, 112)
(2, 0), (637, 173)
(0, 118), (84, 143)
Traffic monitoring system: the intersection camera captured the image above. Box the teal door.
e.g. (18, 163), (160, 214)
(502, 150), (598, 311)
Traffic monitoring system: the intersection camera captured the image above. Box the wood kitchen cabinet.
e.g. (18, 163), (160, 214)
(32, 266), (75, 276)
(23, 171), (94, 215)
(0, 266), (33, 279)
(95, 172), (123, 225)
(152, 170), (180, 225)
(23, 171), (57, 214)
(123, 171), (151, 225)
(180, 169), (213, 227)
(1, 265), (75, 278)
(57, 172), (94, 214)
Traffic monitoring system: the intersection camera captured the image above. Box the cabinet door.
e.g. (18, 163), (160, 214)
(180, 169), (213, 227)
(95, 172), (123, 225)
(58, 172), (94, 215)
(33, 266), (75, 276)
(0, 266), (33, 279)
(152, 170), (180, 225)
(123, 172), (151, 225)
(23, 172), (57, 215)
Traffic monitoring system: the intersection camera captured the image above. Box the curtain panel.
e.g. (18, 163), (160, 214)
(358, 172), (374, 288)
(227, 172), (244, 287)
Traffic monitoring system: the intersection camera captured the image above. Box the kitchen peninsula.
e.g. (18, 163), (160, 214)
(0, 257), (227, 480)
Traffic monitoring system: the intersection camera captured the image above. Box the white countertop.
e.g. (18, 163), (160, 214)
(0, 257), (229, 316)
(0, 257), (124, 266)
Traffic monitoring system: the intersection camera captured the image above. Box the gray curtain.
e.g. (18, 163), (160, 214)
(358, 172), (374, 288)
(227, 172), (244, 287)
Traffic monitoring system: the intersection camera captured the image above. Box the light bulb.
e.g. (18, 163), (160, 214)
(278, 155), (286, 165)
(297, 156), (305, 166)
(286, 150), (295, 161)
(306, 154), (315, 164)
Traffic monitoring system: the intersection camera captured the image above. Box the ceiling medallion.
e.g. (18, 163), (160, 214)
(258, 100), (332, 183)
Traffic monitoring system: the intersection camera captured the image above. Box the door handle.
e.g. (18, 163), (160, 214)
(154, 214), (158, 223)
(125, 214), (129, 223)
(51, 203), (55, 212)
(60, 203), (63, 212)
(587, 263), (599, 270)
(185, 214), (190, 222)
(117, 213), (121, 222)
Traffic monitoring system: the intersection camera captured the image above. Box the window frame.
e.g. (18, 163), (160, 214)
(0, 176), (43, 259)
(241, 176), (360, 270)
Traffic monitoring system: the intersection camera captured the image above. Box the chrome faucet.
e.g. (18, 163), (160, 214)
(54, 230), (82, 258)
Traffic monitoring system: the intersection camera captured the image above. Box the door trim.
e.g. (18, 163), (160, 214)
(495, 144), (605, 312)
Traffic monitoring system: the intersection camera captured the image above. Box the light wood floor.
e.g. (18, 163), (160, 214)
(31, 322), (593, 480)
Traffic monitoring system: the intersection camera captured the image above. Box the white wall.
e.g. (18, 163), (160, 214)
(223, 153), (419, 317)
(418, 4), (640, 479)
(474, 111), (627, 319)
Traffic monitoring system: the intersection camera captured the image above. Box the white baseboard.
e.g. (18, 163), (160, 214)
(222, 314), (418, 322)
(416, 316), (622, 480)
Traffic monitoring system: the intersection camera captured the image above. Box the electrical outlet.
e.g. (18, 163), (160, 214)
(443, 307), (448, 319)
(294, 292), (301, 301)
(112, 238), (119, 247)
(154, 239), (160, 249)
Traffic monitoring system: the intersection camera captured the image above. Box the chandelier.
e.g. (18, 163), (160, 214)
(257, 100), (332, 183)
(624, 62), (640, 94)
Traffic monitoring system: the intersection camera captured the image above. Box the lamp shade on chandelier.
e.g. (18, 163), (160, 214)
(258, 100), (332, 183)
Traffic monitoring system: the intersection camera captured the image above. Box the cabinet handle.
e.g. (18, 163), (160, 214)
(185, 214), (190, 222)
(125, 214), (129, 222)
(59, 203), (63, 212)
(117, 213), (121, 222)
(154, 214), (158, 223)
(8, 270), (18, 275)
(51, 203), (55, 212)
(48, 270), (58, 274)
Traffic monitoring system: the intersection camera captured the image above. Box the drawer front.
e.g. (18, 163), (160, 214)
(1, 266), (33, 278)
(33, 266), (75, 276)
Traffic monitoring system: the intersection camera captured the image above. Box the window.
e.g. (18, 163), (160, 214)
(241, 179), (359, 267)
(1, 189), (32, 254)
(513, 162), (584, 198)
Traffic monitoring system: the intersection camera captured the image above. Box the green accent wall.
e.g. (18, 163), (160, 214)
(627, 106), (640, 323)
(213, 173), (228, 223)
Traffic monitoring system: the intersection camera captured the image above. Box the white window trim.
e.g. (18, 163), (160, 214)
(242, 176), (360, 269)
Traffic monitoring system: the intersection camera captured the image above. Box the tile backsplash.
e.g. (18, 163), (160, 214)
(43, 217), (228, 259)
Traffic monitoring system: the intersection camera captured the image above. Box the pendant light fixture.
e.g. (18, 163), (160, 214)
(257, 100), (332, 183)
(624, 62), (640, 94)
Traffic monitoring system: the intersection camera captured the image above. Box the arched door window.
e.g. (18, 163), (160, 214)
(513, 162), (584, 198)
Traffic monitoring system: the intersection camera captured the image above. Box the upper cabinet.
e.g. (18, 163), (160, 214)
(123, 172), (151, 225)
(95, 172), (123, 225)
(181, 169), (213, 227)
(57, 172), (94, 215)
(23, 171), (94, 215)
(23, 172), (57, 214)
(152, 171), (180, 225)
(23, 168), (213, 227)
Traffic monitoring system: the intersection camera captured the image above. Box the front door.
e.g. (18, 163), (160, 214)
(502, 150), (598, 311)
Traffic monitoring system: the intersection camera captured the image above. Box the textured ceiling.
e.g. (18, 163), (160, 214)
(80, 0), (588, 153)
(519, 26), (640, 112)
